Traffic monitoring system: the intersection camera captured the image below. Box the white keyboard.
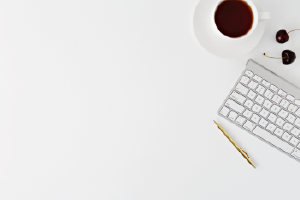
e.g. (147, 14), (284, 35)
(218, 59), (300, 161)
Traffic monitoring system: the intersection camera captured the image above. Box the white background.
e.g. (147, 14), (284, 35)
(1, 0), (300, 199)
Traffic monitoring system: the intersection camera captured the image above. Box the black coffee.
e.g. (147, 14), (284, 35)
(214, 0), (254, 38)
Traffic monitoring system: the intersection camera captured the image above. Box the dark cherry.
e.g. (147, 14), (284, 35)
(282, 50), (296, 65)
(276, 30), (289, 43)
(264, 50), (296, 65)
(276, 29), (300, 43)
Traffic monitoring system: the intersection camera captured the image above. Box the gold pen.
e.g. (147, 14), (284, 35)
(214, 120), (256, 169)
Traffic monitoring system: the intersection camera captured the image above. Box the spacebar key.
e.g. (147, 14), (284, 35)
(253, 126), (294, 154)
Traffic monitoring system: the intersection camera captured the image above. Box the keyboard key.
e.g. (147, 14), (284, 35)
(291, 127), (300, 137)
(244, 99), (254, 109)
(280, 99), (290, 109)
(266, 123), (276, 132)
(245, 70), (254, 77)
(230, 91), (246, 104)
(236, 83), (249, 95)
(295, 118), (300, 128)
(262, 80), (270, 88)
(276, 117), (285, 127)
(282, 132), (292, 142)
(292, 149), (300, 159)
(278, 109), (289, 118)
(283, 123), (293, 131)
(243, 109), (253, 119)
(252, 104), (262, 113)
(288, 104), (298, 113)
(228, 111), (238, 121)
(295, 108), (300, 117)
(264, 89), (274, 99)
(270, 105), (281, 114)
(248, 81), (258, 89)
(243, 120), (256, 131)
(236, 116), (246, 126)
(263, 100), (273, 109)
(220, 107), (230, 116)
(270, 85), (278, 92)
(259, 118), (268, 128)
(287, 95), (295, 102)
(240, 76), (250, 85)
(290, 137), (300, 146)
(286, 114), (296, 124)
(251, 114), (260, 123)
(278, 89), (287, 97)
(271, 95), (282, 104)
(255, 95), (264, 105)
(295, 100), (300, 106)
(274, 128), (284, 137)
(256, 85), (266, 95)
(225, 99), (245, 114)
(253, 75), (262, 82)
(259, 109), (269, 118)
(247, 90), (257, 99)
(268, 113), (277, 123)
(253, 126), (294, 154)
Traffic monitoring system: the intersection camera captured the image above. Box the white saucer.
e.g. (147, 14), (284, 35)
(193, 0), (266, 58)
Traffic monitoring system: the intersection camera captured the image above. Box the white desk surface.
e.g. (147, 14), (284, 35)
(1, 0), (300, 199)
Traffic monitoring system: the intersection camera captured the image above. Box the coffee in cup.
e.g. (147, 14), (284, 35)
(212, 0), (270, 39)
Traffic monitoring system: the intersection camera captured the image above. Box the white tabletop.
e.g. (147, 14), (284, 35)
(1, 0), (300, 199)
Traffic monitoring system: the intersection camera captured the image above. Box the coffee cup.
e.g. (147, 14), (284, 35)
(212, 0), (270, 40)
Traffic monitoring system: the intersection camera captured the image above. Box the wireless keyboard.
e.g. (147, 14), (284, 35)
(218, 59), (300, 161)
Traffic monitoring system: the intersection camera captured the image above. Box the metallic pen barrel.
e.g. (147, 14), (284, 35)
(214, 120), (256, 169)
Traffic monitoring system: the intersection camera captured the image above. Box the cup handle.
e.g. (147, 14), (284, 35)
(259, 12), (270, 21)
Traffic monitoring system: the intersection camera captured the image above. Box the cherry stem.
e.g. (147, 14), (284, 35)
(288, 29), (300, 34)
(263, 53), (286, 59)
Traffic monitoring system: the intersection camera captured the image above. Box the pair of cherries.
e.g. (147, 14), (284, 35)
(264, 29), (299, 65)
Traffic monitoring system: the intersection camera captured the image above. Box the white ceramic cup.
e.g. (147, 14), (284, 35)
(212, 0), (270, 40)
